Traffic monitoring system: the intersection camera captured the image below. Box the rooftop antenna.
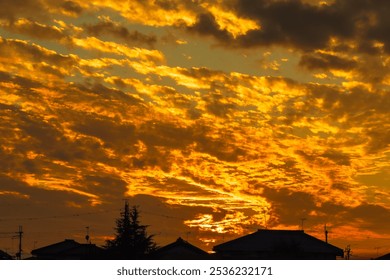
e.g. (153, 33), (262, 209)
(300, 218), (306, 231)
(324, 224), (328, 243)
(85, 226), (90, 244)
(262, 208), (268, 229)
(15, 226), (23, 260)
(374, 246), (380, 257)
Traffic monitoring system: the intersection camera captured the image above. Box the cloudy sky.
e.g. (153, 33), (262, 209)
(0, 0), (389, 259)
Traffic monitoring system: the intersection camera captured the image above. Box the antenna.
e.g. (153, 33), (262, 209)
(16, 226), (23, 260)
(374, 246), (380, 257)
(85, 226), (90, 244)
(262, 208), (268, 229)
(300, 218), (306, 231)
(324, 224), (328, 243)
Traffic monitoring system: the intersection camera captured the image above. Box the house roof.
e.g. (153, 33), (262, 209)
(31, 239), (81, 256)
(59, 243), (105, 255)
(152, 237), (209, 259)
(0, 249), (13, 260)
(213, 229), (343, 256)
(376, 252), (390, 260)
(31, 239), (105, 259)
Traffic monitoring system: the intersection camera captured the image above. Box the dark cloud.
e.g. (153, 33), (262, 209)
(361, 0), (390, 54)
(262, 187), (318, 226)
(80, 174), (128, 199)
(61, 0), (83, 16)
(299, 52), (358, 71)
(123, 194), (218, 249)
(364, 125), (390, 154)
(185, 0), (351, 50)
(187, 12), (232, 42)
(7, 19), (67, 41)
(72, 115), (137, 153)
(0, 83), (121, 168)
(205, 96), (236, 117)
(138, 121), (193, 150)
(178, 66), (223, 80)
(236, 0), (351, 49)
(0, 71), (42, 88)
(308, 83), (390, 117)
(84, 19), (157, 48)
(347, 204), (390, 232)
(186, 0), (390, 56)
(0, 37), (77, 69)
(18, 114), (69, 157)
(0, 0), (47, 22)
(82, 83), (140, 105)
(0, 175), (93, 215)
(38, 64), (68, 78)
(154, 0), (178, 10)
(300, 83), (390, 154)
(321, 149), (351, 166)
(0, 0), (82, 23)
(190, 121), (247, 162)
(263, 186), (390, 234)
(195, 137), (246, 162)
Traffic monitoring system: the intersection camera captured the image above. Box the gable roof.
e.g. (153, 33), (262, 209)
(0, 249), (13, 260)
(59, 243), (105, 255)
(31, 239), (105, 259)
(31, 239), (81, 256)
(152, 237), (209, 259)
(376, 252), (390, 260)
(213, 229), (343, 256)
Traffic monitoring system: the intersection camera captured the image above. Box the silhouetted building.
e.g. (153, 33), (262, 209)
(0, 249), (13, 260)
(151, 237), (210, 260)
(31, 239), (105, 260)
(213, 229), (344, 260)
(376, 253), (390, 260)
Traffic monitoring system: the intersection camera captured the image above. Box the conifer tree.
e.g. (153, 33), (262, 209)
(105, 201), (157, 259)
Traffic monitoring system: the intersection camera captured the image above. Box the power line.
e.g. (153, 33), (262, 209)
(0, 208), (190, 224)
(0, 209), (118, 222)
(0, 226), (23, 259)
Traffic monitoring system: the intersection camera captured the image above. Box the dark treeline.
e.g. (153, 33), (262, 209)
(104, 201), (158, 259)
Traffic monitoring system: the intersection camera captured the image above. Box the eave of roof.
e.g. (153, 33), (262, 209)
(31, 239), (81, 255)
(154, 237), (208, 256)
(213, 230), (343, 256)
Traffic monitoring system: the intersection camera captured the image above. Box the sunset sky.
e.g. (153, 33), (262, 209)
(0, 0), (389, 259)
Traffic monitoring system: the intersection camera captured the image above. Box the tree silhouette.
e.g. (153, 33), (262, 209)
(105, 201), (157, 259)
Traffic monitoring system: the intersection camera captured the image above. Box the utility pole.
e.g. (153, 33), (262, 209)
(344, 245), (352, 260)
(16, 226), (23, 260)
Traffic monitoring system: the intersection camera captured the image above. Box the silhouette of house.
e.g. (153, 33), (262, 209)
(376, 252), (390, 260)
(31, 239), (105, 260)
(151, 237), (210, 260)
(213, 229), (344, 260)
(0, 249), (13, 260)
